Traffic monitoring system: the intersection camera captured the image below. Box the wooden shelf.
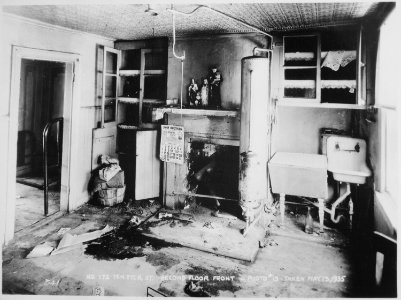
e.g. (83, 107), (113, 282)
(144, 70), (165, 75)
(117, 123), (158, 130)
(143, 99), (165, 104)
(277, 99), (365, 110)
(118, 98), (165, 105)
(165, 108), (239, 117)
(119, 70), (140, 76)
(119, 69), (166, 76)
(284, 51), (356, 61)
(283, 66), (317, 69)
(284, 80), (356, 89)
(118, 97), (139, 104)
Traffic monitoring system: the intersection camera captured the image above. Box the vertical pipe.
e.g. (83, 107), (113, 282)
(43, 125), (49, 216)
(42, 118), (63, 216)
(239, 56), (270, 223)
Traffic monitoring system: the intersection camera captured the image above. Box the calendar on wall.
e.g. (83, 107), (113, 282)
(160, 125), (184, 164)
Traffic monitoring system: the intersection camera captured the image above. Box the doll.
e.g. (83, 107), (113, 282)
(195, 92), (201, 106)
(200, 78), (209, 107)
(208, 67), (223, 108)
(188, 78), (198, 106)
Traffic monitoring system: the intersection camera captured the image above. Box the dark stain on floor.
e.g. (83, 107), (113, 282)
(84, 222), (181, 260)
(184, 265), (241, 296)
(145, 252), (181, 275)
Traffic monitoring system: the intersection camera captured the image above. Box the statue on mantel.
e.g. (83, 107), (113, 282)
(195, 92), (201, 107)
(208, 67), (223, 109)
(200, 78), (209, 107)
(188, 78), (198, 106)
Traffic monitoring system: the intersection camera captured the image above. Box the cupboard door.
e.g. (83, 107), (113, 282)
(135, 130), (160, 200)
(91, 126), (117, 170)
(100, 46), (120, 128)
(92, 46), (120, 170)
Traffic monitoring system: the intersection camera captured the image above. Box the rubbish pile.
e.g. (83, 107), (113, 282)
(26, 224), (115, 258)
(184, 280), (211, 297)
(89, 155), (126, 206)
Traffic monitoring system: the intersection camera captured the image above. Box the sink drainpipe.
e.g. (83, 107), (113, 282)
(331, 182), (351, 224)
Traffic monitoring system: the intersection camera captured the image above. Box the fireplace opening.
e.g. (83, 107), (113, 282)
(187, 141), (242, 218)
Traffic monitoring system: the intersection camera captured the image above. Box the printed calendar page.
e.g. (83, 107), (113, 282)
(160, 125), (184, 164)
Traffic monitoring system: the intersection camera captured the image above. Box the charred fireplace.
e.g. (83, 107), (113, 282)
(186, 141), (242, 217)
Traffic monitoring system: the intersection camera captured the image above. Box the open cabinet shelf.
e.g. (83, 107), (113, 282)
(118, 97), (165, 104)
(119, 69), (166, 76)
(284, 79), (356, 89)
(117, 47), (167, 127)
(281, 27), (364, 106)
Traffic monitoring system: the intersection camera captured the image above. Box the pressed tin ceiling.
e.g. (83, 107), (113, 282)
(2, 3), (391, 40)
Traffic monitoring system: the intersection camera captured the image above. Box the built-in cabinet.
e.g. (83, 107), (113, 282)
(116, 40), (167, 128)
(94, 40), (167, 200)
(280, 27), (365, 108)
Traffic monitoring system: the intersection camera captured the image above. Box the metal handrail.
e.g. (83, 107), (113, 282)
(42, 117), (63, 216)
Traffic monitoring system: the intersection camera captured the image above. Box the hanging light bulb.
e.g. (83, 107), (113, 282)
(145, 4), (158, 17)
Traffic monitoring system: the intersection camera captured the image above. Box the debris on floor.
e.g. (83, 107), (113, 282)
(51, 243), (88, 256)
(99, 154), (119, 165)
(26, 241), (56, 258)
(84, 222), (180, 260)
(88, 154), (126, 207)
(57, 227), (71, 236)
(211, 211), (238, 220)
(259, 237), (279, 248)
(52, 224), (114, 255)
(184, 281), (211, 297)
(158, 212), (173, 219)
(203, 222), (214, 229)
(129, 216), (143, 226)
(4, 201), (356, 297)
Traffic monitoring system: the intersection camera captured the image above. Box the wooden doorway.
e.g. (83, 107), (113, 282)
(4, 47), (81, 244)
(15, 59), (65, 232)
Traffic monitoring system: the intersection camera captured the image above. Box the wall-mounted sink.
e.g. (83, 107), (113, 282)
(326, 136), (371, 184)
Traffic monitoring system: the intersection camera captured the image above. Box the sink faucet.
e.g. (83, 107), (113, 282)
(334, 142), (360, 152)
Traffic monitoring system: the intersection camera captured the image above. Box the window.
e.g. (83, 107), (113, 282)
(375, 7), (400, 201)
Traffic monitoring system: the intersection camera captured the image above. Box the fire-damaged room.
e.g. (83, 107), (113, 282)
(0, 1), (399, 298)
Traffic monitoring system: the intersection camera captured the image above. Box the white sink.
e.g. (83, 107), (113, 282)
(326, 136), (371, 184)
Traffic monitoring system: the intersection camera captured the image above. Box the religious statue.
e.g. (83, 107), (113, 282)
(208, 67), (223, 108)
(200, 78), (209, 107)
(195, 92), (201, 107)
(188, 78), (198, 106)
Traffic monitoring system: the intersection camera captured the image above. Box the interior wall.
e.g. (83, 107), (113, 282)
(272, 106), (352, 154)
(167, 33), (268, 109)
(0, 12), (114, 231)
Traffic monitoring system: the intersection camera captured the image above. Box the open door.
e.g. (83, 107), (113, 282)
(92, 46), (120, 169)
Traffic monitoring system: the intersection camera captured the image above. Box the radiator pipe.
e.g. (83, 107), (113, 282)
(253, 47), (273, 57)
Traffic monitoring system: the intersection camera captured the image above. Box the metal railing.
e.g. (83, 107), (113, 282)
(42, 117), (63, 216)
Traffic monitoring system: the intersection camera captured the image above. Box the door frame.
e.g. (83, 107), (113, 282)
(4, 46), (81, 244)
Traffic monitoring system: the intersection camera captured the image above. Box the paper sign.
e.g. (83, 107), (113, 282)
(160, 125), (184, 164)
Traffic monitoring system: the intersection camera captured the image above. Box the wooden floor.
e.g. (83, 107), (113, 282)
(3, 202), (362, 297)
(15, 183), (60, 232)
(141, 205), (264, 262)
